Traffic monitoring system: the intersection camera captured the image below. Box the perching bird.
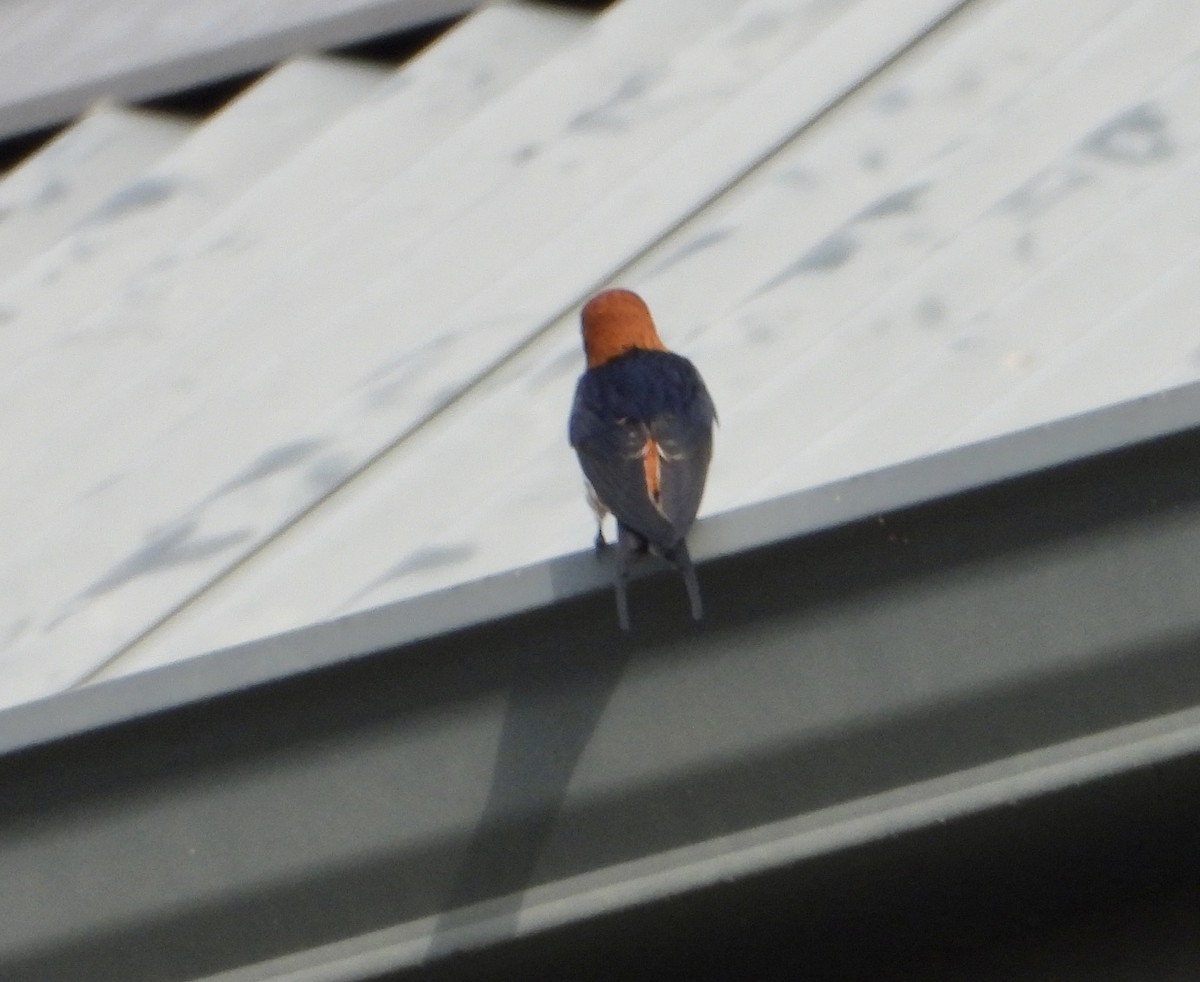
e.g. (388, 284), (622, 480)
(569, 288), (716, 630)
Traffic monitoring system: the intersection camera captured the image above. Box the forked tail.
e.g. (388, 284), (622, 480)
(610, 528), (703, 630)
(666, 539), (703, 621)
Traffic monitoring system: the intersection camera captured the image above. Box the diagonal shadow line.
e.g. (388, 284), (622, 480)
(426, 642), (632, 960)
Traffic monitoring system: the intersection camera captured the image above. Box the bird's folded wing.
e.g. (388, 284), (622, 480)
(651, 412), (713, 539)
(572, 410), (680, 548)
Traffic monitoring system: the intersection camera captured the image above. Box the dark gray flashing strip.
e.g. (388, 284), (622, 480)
(214, 706), (1200, 982)
(5, 379), (1200, 980)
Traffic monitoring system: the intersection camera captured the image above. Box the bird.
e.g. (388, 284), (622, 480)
(568, 288), (716, 630)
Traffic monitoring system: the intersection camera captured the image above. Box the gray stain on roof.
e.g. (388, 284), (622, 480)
(914, 294), (948, 328)
(1081, 102), (1173, 165)
(81, 175), (181, 225)
(857, 182), (929, 221)
(790, 230), (858, 276)
(340, 543), (477, 611)
(306, 453), (357, 493)
(360, 335), (457, 409)
(752, 229), (859, 296)
(753, 183), (927, 295)
(80, 521), (253, 600)
(569, 69), (662, 131)
(210, 438), (326, 499)
(385, 544), (476, 578)
(645, 226), (734, 277)
(1002, 163), (1090, 219)
(873, 85), (910, 114)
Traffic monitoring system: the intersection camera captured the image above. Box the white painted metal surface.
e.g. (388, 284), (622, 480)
(0, 56), (386, 351)
(0, 106), (191, 278)
(0, 0), (478, 140)
(2, 0), (1199, 704)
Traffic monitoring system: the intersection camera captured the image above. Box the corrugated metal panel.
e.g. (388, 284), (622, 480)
(0, 55), (392, 702)
(92, 0), (1200, 682)
(0, 1), (593, 706)
(1, 0), (967, 703)
(0, 56), (386, 329)
(0, 0), (477, 140)
(707, 0), (1200, 495)
(0, 106), (192, 277)
(3, 0), (1200, 706)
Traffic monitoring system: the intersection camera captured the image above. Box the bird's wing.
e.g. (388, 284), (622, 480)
(571, 404), (680, 548)
(649, 410), (713, 538)
(570, 351), (715, 550)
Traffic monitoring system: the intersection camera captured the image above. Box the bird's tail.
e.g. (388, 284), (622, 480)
(611, 527), (703, 629)
(614, 525), (637, 631)
(665, 539), (703, 622)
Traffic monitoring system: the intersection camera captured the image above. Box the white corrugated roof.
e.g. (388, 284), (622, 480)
(0, 0), (477, 140)
(2, 0), (1199, 707)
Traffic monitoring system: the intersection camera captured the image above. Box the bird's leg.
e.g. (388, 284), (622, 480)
(586, 484), (608, 556)
(666, 540), (703, 621)
(613, 524), (637, 631)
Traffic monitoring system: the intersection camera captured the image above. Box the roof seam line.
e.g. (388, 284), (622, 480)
(69, 299), (588, 688)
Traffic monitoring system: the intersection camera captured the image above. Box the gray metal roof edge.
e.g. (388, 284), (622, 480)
(5, 377), (1200, 756)
(203, 701), (1200, 982)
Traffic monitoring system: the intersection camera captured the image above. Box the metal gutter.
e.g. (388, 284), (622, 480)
(5, 379), (1200, 980)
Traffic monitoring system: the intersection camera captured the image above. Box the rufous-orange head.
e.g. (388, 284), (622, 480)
(580, 288), (666, 368)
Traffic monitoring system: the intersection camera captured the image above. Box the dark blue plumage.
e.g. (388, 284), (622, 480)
(568, 289), (716, 630)
(570, 348), (715, 549)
